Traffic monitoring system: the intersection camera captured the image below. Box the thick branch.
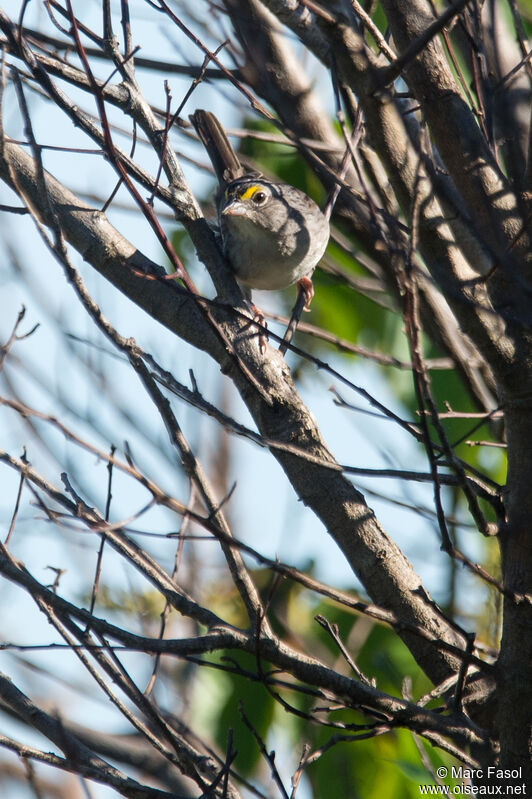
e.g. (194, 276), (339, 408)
(0, 137), (472, 691)
(0, 546), (488, 756)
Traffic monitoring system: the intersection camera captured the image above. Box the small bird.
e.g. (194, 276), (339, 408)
(190, 110), (329, 347)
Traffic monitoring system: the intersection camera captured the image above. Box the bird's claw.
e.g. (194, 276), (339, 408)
(250, 302), (268, 354)
(297, 276), (314, 311)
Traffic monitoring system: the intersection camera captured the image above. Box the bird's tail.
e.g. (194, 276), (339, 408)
(190, 110), (245, 185)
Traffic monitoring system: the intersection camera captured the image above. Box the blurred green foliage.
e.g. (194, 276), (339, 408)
(186, 572), (464, 797)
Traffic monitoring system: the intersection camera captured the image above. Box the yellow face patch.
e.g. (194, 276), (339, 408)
(239, 184), (263, 201)
(226, 184), (263, 201)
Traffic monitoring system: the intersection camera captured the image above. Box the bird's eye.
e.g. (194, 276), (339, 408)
(252, 191), (267, 205)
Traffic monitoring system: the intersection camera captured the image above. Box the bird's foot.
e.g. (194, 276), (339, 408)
(297, 276), (314, 311)
(249, 301), (268, 354)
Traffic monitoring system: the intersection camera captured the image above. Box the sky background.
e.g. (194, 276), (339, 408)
(0, 2), (493, 797)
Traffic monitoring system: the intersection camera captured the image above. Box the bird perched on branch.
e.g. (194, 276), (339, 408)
(190, 110), (329, 350)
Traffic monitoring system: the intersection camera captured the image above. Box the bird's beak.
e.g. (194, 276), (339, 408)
(221, 202), (247, 217)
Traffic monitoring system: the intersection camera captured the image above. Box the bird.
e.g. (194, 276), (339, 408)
(190, 110), (329, 350)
